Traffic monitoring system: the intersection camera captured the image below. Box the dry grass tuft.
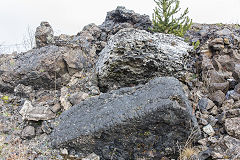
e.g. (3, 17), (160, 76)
(179, 146), (198, 160)
(178, 128), (200, 160)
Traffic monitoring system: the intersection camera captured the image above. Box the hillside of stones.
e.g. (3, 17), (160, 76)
(0, 6), (240, 159)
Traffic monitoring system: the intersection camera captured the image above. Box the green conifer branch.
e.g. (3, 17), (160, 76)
(151, 0), (192, 37)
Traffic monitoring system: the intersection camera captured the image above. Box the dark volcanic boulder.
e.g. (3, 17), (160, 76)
(96, 28), (192, 92)
(99, 6), (152, 39)
(0, 46), (95, 92)
(51, 77), (199, 159)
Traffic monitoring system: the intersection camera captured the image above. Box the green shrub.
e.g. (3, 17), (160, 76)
(192, 40), (200, 50)
(151, 0), (192, 37)
(1, 95), (9, 103)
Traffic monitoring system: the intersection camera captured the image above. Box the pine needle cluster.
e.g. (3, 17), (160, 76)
(151, 0), (192, 37)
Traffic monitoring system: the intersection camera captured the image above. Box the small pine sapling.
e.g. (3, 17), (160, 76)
(151, 0), (192, 37)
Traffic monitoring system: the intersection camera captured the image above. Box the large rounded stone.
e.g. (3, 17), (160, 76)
(96, 28), (192, 92)
(51, 77), (199, 159)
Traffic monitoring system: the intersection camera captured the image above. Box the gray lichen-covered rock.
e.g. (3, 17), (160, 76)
(21, 126), (36, 139)
(19, 100), (56, 121)
(35, 22), (55, 48)
(51, 77), (199, 159)
(96, 28), (192, 91)
(14, 84), (33, 98)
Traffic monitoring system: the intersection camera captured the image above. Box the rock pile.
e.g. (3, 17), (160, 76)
(0, 6), (240, 160)
(0, 6), (197, 159)
(185, 23), (240, 159)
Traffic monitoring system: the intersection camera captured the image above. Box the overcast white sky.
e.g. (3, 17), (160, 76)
(0, 0), (240, 49)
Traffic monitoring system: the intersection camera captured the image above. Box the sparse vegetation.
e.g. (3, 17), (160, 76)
(192, 40), (200, 50)
(179, 147), (198, 160)
(0, 26), (35, 55)
(1, 95), (9, 103)
(151, 0), (192, 37)
(22, 26), (35, 50)
(178, 128), (199, 160)
(216, 23), (223, 27)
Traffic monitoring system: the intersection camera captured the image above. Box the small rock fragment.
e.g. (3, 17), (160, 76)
(233, 64), (240, 81)
(68, 92), (89, 106)
(223, 38), (230, 45)
(51, 103), (61, 113)
(224, 117), (240, 139)
(19, 100), (56, 121)
(210, 106), (218, 115)
(210, 90), (226, 106)
(229, 91), (240, 101)
(234, 101), (240, 108)
(41, 121), (52, 134)
(82, 153), (100, 160)
(234, 83), (240, 94)
(208, 136), (218, 143)
(215, 28), (232, 36)
(198, 138), (208, 145)
(221, 99), (234, 111)
(21, 126), (35, 139)
(60, 148), (68, 155)
(60, 87), (72, 110)
(208, 38), (224, 51)
(199, 118), (208, 125)
(203, 124), (215, 136)
(209, 82), (229, 93)
(212, 135), (240, 159)
(198, 98), (215, 111)
(14, 84), (33, 98)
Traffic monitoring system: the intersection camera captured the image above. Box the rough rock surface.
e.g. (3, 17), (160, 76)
(54, 23), (104, 56)
(51, 77), (199, 159)
(97, 28), (192, 91)
(21, 126), (36, 139)
(0, 46), (95, 92)
(19, 100), (56, 121)
(212, 135), (240, 159)
(0, 7), (162, 160)
(1, 7), (240, 159)
(224, 117), (240, 139)
(185, 23), (240, 159)
(35, 21), (55, 48)
(99, 6), (152, 39)
(82, 153), (100, 160)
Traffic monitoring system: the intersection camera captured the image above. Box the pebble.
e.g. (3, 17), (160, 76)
(60, 148), (68, 155)
(82, 153), (100, 160)
(203, 124), (215, 136)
